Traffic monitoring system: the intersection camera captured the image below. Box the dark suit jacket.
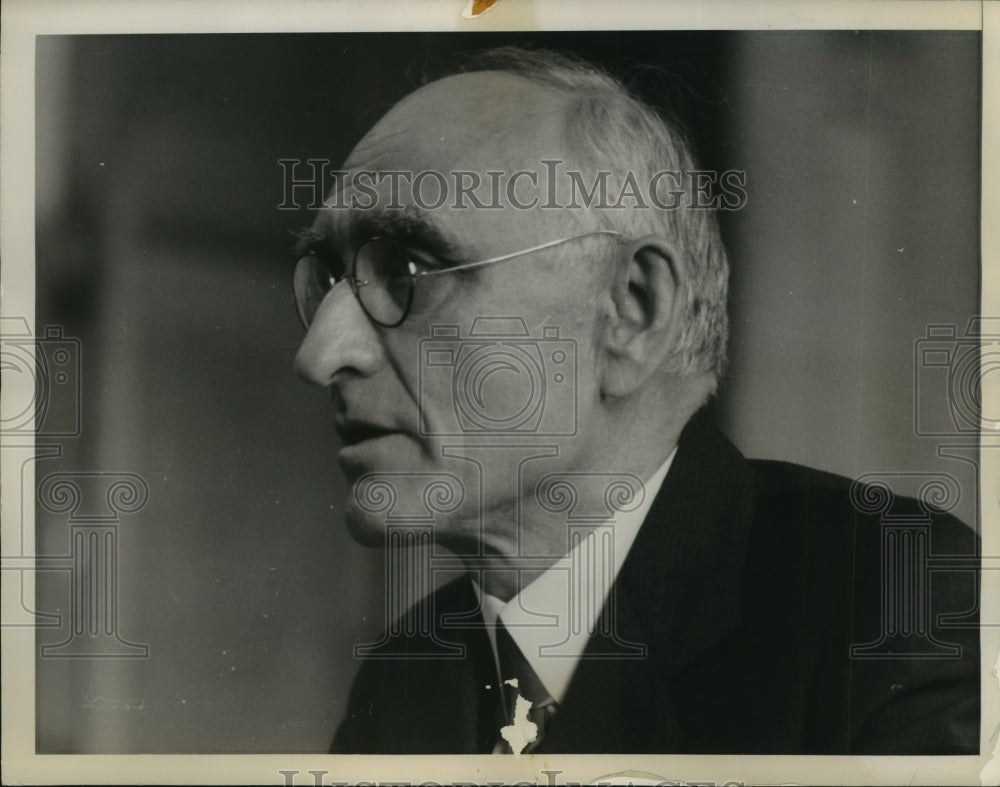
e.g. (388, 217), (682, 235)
(331, 414), (980, 754)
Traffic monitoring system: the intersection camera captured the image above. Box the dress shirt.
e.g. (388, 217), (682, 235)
(474, 448), (676, 703)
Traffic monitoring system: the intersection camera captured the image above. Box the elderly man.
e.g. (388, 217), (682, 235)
(292, 48), (978, 754)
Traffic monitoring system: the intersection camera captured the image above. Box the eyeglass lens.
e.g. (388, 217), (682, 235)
(354, 240), (414, 327)
(293, 239), (415, 328)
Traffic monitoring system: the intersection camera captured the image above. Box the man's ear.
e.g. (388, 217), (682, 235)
(601, 235), (687, 397)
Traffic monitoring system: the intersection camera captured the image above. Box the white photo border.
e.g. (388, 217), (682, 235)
(1, 1), (996, 785)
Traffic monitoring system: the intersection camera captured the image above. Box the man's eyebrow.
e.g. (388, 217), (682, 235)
(347, 206), (466, 258)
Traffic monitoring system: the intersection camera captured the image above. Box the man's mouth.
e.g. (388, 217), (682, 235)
(336, 421), (398, 447)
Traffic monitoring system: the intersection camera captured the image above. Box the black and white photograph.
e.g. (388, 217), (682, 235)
(1, 1), (997, 784)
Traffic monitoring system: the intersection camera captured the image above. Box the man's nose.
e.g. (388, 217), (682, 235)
(294, 283), (383, 386)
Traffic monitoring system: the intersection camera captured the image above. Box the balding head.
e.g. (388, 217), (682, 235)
(345, 70), (576, 198)
(391, 48), (731, 390)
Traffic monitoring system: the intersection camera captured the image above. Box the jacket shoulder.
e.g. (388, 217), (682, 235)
(740, 458), (979, 754)
(747, 457), (977, 552)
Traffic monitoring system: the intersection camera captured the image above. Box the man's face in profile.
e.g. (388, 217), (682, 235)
(294, 72), (617, 557)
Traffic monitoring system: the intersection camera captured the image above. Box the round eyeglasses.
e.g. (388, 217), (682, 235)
(293, 229), (626, 329)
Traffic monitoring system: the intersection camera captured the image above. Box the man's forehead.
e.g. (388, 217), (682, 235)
(310, 72), (587, 251)
(343, 71), (571, 173)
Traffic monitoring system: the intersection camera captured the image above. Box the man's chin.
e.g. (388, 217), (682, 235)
(343, 506), (391, 547)
(342, 499), (479, 553)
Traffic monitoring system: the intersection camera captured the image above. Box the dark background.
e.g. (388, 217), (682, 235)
(33, 31), (981, 752)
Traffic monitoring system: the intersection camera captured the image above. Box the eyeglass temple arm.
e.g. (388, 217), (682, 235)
(412, 230), (627, 278)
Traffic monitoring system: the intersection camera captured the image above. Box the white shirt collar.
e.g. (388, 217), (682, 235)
(473, 447), (677, 703)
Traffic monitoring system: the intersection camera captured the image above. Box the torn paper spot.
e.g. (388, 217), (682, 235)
(980, 650), (1000, 785)
(499, 692), (537, 756)
(461, 0), (503, 19)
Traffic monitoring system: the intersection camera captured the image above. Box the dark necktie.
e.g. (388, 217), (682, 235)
(493, 620), (558, 754)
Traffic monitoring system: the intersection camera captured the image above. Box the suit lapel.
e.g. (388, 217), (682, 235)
(542, 413), (758, 751)
(538, 582), (681, 751)
(623, 412), (757, 669)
